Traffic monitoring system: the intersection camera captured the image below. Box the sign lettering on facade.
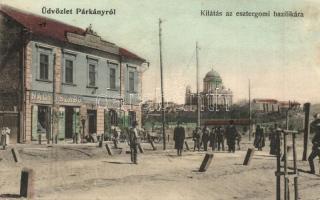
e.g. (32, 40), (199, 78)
(30, 91), (82, 104)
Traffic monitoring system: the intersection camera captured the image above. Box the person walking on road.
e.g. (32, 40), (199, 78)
(216, 126), (224, 151)
(173, 121), (185, 156)
(112, 126), (119, 149)
(193, 127), (201, 151)
(209, 127), (217, 151)
(129, 121), (139, 164)
(254, 125), (265, 151)
(269, 123), (279, 155)
(202, 125), (210, 151)
(308, 123), (320, 174)
(225, 120), (238, 153)
(235, 131), (242, 150)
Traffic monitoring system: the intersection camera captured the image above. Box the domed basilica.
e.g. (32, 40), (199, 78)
(185, 69), (233, 111)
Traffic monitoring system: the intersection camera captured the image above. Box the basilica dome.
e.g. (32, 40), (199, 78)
(204, 69), (222, 85)
(185, 68), (233, 110)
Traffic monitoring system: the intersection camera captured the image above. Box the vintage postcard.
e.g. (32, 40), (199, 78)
(0, 0), (319, 199)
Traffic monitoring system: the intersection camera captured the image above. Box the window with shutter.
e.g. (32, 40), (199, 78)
(129, 71), (135, 92)
(65, 60), (73, 83)
(39, 54), (49, 80)
(110, 68), (116, 89)
(89, 64), (96, 86)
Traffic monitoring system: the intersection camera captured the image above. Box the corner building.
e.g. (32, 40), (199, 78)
(0, 5), (147, 143)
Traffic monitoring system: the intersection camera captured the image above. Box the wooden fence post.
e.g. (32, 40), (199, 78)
(243, 148), (255, 166)
(199, 153), (214, 172)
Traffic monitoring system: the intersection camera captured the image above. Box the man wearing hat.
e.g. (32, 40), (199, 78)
(201, 125), (210, 151)
(192, 127), (201, 151)
(216, 126), (225, 151)
(308, 123), (320, 174)
(225, 120), (238, 153)
(254, 125), (265, 151)
(129, 121), (139, 164)
(173, 121), (185, 156)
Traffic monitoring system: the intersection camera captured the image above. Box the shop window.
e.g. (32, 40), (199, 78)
(39, 54), (49, 80)
(109, 109), (118, 126)
(128, 111), (136, 127)
(37, 106), (50, 134)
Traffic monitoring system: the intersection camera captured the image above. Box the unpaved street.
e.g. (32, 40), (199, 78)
(0, 139), (319, 200)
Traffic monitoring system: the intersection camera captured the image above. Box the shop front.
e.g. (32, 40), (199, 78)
(30, 91), (82, 142)
(28, 90), (142, 143)
(58, 106), (80, 140)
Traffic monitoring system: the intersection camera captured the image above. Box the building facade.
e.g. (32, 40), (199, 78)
(185, 69), (233, 111)
(252, 98), (300, 113)
(0, 5), (147, 143)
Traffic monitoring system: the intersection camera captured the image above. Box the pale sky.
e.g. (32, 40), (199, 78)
(2, 0), (320, 104)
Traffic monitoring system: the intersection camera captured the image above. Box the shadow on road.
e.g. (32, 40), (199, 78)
(0, 194), (20, 199)
(254, 154), (276, 158)
(103, 161), (133, 165)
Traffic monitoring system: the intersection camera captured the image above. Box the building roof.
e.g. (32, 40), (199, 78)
(119, 47), (145, 62)
(205, 69), (220, 78)
(0, 4), (145, 61)
(204, 69), (222, 83)
(253, 98), (278, 104)
(278, 101), (300, 106)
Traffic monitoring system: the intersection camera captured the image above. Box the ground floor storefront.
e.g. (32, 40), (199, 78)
(22, 90), (141, 143)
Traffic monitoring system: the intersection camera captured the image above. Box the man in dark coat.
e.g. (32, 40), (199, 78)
(254, 125), (265, 151)
(173, 121), (185, 156)
(269, 123), (279, 155)
(193, 127), (201, 151)
(216, 126), (224, 151)
(308, 123), (320, 174)
(209, 127), (217, 151)
(235, 131), (242, 150)
(225, 120), (238, 153)
(129, 121), (139, 164)
(202, 125), (210, 151)
(112, 127), (119, 149)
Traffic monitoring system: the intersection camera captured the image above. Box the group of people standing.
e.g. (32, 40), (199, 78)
(136, 120), (320, 174)
(192, 125), (226, 152)
(173, 120), (242, 155)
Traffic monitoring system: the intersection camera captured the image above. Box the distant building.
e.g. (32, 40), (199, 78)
(185, 69), (233, 111)
(252, 98), (300, 113)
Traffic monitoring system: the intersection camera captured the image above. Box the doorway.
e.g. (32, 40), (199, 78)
(37, 106), (51, 139)
(64, 106), (80, 139)
(65, 107), (74, 139)
(87, 110), (97, 135)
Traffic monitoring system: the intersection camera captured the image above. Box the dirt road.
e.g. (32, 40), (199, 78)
(0, 139), (319, 200)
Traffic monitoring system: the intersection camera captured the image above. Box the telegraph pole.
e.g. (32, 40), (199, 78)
(196, 42), (200, 128)
(302, 102), (310, 161)
(249, 79), (251, 141)
(50, 53), (56, 144)
(159, 18), (166, 150)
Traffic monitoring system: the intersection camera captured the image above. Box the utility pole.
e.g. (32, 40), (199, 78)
(249, 79), (251, 141)
(302, 102), (310, 161)
(275, 129), (281, 200)
(50, 53), (56, 144)
(159, 18), (166, 150)
(196, 42), (200, 128)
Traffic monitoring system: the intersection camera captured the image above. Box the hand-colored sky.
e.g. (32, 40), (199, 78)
(2, 0), (320, 104)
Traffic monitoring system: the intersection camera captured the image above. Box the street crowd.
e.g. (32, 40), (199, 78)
(172, 121), (320, 174)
